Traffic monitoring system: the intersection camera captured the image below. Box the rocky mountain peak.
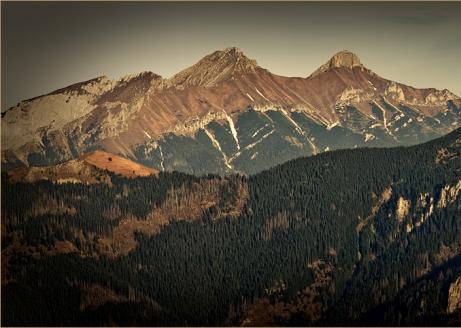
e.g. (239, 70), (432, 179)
(119, 71), (162, 83)
(328, 50), (362, 69)
(310, 50), (365, 77)
(204, 47), (258, 72)
(169, 47), (259, 88)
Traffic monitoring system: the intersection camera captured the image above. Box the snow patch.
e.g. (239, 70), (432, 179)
(225, 113), (240, 150)
(246, 93), (254, 102)
(252, 124), (269, 138)
(279, 108), (305, 135)
(229, 129), (275, 163)
(255, 88), (270, 102)
(372, 100), (392, 134)
(247, 129), (275, 150)
(383, 97), (403, 114)
(143, 131), (152, 139)
(158, 145), (165, 171)
(204, 128), (232, 169)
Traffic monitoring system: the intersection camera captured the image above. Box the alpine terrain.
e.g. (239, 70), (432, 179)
(2, 48), (460, 174)
(2, 46), (461, 327)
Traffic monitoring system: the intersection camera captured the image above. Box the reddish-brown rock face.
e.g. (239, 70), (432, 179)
(2, 48), (460, 174)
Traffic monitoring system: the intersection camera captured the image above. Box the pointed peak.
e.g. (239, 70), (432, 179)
(310, 50), (365, 77)
(221, 46), (244, 54)
(210, 46), (250, 61)
(119, 71), (162, 83)
(205, 46), (258, 72)
(169, 47), (259, 88)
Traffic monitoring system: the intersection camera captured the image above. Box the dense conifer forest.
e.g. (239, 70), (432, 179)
(2, 128), (461, 326)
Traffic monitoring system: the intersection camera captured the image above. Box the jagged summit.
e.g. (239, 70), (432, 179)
(169, 47), (259, 88)
(310, 50), (365, 77)
(119, 71), (163, 82)
(219, 46), (245, 56)
(200, 47), (258, 72)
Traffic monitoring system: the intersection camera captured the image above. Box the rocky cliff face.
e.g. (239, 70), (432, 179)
(448, 276), (461, 314)
(169, 47), (259, 88)
(310, 50), (365, 77)
(2, 48), (461, 174)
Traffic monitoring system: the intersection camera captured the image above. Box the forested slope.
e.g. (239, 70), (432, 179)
(2, 128), (461, 326)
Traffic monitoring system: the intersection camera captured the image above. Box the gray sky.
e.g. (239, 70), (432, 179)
(2, 2), (461, 110)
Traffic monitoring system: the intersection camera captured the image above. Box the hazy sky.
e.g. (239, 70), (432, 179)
(2, 2), (461, 110)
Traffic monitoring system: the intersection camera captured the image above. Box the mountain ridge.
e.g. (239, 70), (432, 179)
(7, 150), (158, 184)
(5, 47), (459, 112)
(2, 47), (460, 174)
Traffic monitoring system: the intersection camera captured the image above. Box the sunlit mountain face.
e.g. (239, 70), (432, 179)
(2, 48), (460, 175)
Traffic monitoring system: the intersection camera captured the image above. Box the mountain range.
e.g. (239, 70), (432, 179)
(2, 47), (461, 174)
(2, 46), (461, 327)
